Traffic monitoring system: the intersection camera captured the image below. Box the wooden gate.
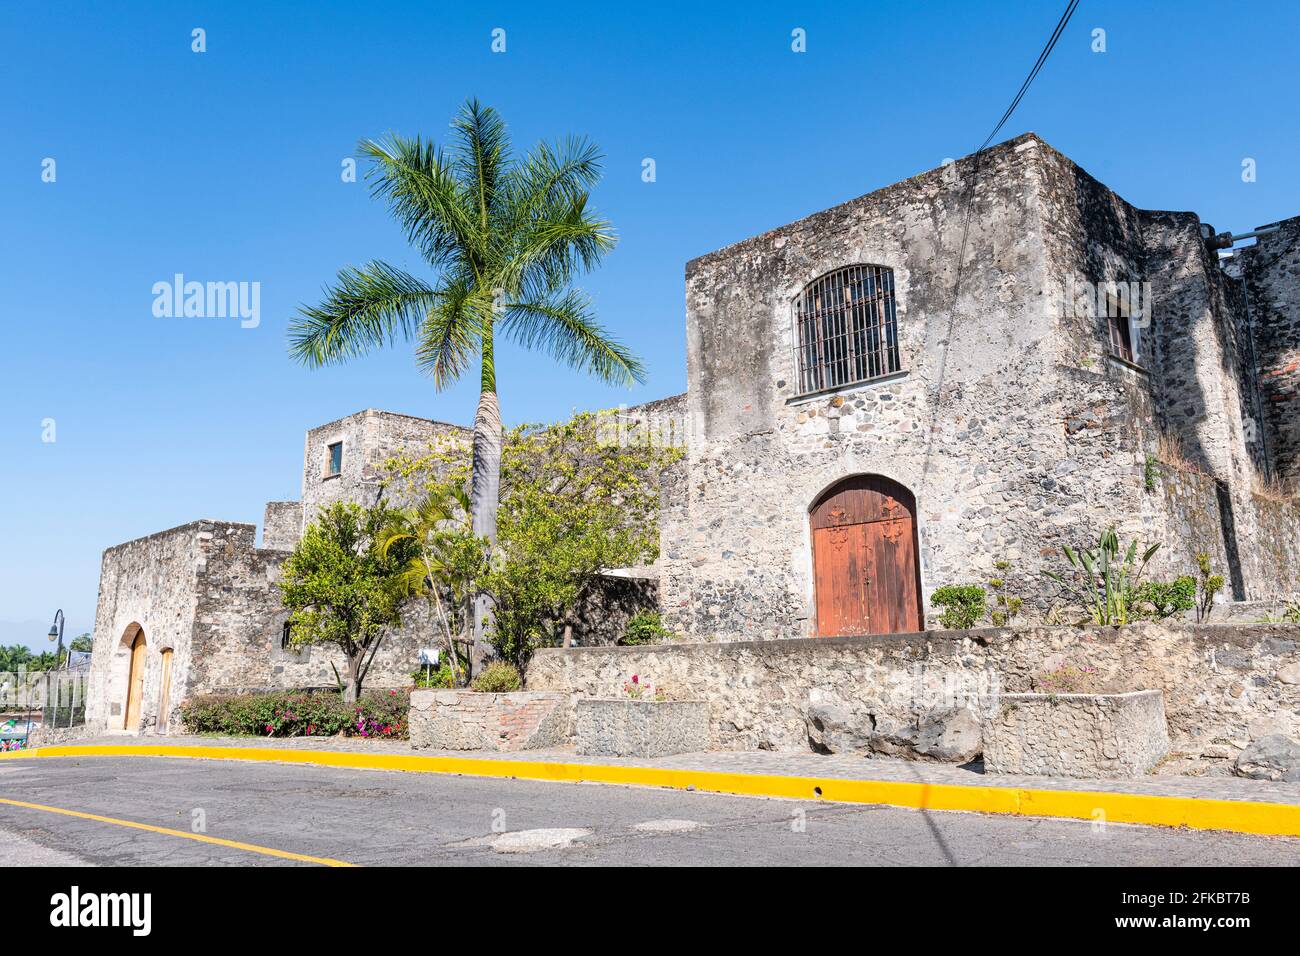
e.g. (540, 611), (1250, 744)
(811, 475), (922, 635)
(123, 631), (147, 731)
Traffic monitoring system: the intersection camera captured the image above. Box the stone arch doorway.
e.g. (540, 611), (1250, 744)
(122, 626), (147, 731)
(810, 475), (922, 635)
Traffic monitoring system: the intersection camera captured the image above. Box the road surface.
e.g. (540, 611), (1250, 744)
(1, 756), (1296, 866)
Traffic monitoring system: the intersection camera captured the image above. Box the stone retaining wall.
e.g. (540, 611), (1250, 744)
(982, 690), (1170, 778)
(526, 622), (1300, 774)
(575, 699), (709, 757)
(408, 690), (569, 752)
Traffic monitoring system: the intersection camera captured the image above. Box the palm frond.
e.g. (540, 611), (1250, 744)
(451, 99), (510, 234)
(289, 262), (438, 367)
(503, 135), (605, 232)
(359, 135), (480, 271)
(414, 275), (491, 388)
(501, 289), (645, 386)
(510, 195), (617, 299)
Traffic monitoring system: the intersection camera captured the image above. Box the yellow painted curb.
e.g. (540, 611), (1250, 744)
(5, 744), (1300, 839)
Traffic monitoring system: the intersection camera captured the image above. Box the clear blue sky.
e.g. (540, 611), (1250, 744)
(2, 0), (1297, 647)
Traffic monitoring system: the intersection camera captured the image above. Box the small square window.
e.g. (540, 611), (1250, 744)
(325, 442), (343, 477)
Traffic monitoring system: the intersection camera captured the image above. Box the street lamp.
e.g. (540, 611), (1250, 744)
(47, 609), (65, 670)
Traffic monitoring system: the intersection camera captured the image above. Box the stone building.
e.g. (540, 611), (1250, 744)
(656, 133), (1300, 640)
(85, 410), (467, 734)
(86, 133), (1300, 732)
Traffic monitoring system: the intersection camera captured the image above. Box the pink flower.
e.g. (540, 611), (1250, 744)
(631, 674), (639, 684)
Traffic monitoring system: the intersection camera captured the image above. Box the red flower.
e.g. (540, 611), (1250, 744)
(631, 674), (639, 684)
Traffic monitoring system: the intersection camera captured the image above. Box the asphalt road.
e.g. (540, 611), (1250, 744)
(1, 756), (1297, 866)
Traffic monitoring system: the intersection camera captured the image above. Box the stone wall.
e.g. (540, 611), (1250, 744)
(1229, 215), (1300, 484)
(87, 519), (433, 734)
(663, 135), (1059, 639)
(300, 408), (469, 522)
(571, 574), (658, 646)
(526, 622), (1300, 774)
(261, 501), (302, 550)
(982, 690), (1170, 778)
(86, 521), (205, 731)
(656, 132), (1299, 640)
(409, 689), (569, 751)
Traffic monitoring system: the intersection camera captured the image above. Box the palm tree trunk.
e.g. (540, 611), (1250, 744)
(469, 386), (501, 675)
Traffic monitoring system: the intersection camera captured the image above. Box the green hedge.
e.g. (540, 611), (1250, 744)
(179, 689), (409, 739)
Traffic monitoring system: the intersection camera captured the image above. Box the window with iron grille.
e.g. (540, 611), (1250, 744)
(793, 265), (902, 396)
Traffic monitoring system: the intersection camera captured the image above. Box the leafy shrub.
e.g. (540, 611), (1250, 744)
(471, 661), (522, 693)
(620, 610), (674, 646)
(1045, 528), (1160, 626)
(179, 689), (409, 739)
(412, 663), (455, 689)
(987, 560), (1023, 626)
(930, 585), (987, 630)
(1194, 552), (1225, 623)
(1135, 576), (1196, 619)
(1284, 600), (1300, 625)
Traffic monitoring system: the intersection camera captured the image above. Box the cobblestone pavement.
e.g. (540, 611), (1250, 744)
(26, 733), (1300, 806)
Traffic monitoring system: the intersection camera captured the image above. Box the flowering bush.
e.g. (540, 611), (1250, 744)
(180, 689), (409, 739)
(622, 674), (667, 702)
(1035, 663), (1099, 695)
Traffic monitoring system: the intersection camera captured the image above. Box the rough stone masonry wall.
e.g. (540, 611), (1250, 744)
(87, 519), (432, 734)
(187, 521), (428, 695)
(300, 408), (470, 523)
(660, 133), (1259, 640)
(1033, 142), (1299, 601)
(662, 135), (1069, 640)
(86, 521), (205, 731)
(1232, 215), (1300, 485)
(526, 622), (1300, 774)
(261, 501), (302, 550)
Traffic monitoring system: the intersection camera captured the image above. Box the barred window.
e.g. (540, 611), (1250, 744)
(794, 265), (901, 396)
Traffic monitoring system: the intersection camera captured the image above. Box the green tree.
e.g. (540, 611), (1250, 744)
(0, 645), (62, 672)
(386, 410), (679, 668)
(288, 99), (643, 674)
(378, 487), (489, 688)
(279, 502), (417, 703)
(70, 633), (93, 654)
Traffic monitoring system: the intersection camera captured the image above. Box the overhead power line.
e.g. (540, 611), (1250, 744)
(922, 0), (1082, 483)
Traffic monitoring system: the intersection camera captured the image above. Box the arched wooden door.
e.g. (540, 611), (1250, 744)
(123, 631), (147, 730)
(811, 475), (922, 635)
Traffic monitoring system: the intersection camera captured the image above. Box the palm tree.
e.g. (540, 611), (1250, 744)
(289, 99), (644, 673)
(377, 487), (485, 688)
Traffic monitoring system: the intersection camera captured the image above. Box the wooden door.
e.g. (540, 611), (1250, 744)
(124, 633), (146, 730)
(811, 475), (921, 635)
(157, 648), (174, 734)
